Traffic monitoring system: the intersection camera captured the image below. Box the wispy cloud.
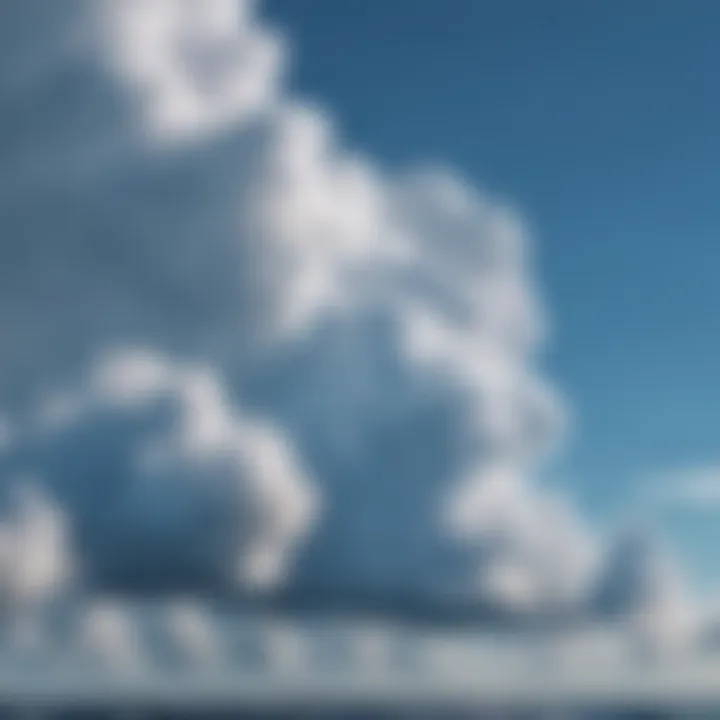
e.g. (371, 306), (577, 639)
(644, 466), (720, 509)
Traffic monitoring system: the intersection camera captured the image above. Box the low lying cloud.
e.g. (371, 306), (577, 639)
(76, 598), (143, 668)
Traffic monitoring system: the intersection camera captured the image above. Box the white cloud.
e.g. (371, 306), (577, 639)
(0, 610), (719, 707)
(160, 599), (222, 665)
(76, 598), (144, 669)
(0, 0), (696, 640)
(97, 0), (283, 143)
(591, 529), (696, 656)
(448, 467), (598, 611)
(0, 484), (74, 612)
(646, 465), (720, 508)
(6, 349), (317, 595)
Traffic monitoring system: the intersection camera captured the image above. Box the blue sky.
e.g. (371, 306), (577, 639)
(262, 0), (720, 591)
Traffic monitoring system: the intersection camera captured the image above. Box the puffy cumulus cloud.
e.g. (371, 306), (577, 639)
(97, 0), (283, 143)
(0, 484), (74, 614)
(0, 0), (684, 628)
(239, 104), (584, 610)
(0, 1), (279, 407)
(0, 483), (75, 658)
(4, 349), (316, 595)
(593, 531), (673, 620)
(97, 5), (583, 614)
(591, 530), (696, 655)
(447, 467), (597, 612)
